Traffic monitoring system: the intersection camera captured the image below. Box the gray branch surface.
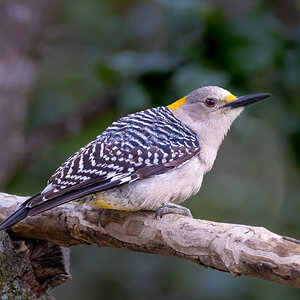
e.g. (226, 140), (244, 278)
(1, 193), (300, 289)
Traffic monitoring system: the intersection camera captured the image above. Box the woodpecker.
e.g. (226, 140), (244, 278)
(0, 86), (271, 231)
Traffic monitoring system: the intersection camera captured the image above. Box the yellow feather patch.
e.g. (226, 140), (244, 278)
(225, 94), (237, 103)
(92, 194), (133, 211)
(167, 96), (186, 110)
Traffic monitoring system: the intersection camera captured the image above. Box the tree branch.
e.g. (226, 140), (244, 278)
(1, 192), (300, 289)
(0, 226), (70, 298)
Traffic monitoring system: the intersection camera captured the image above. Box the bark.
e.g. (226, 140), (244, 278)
(0, 229), (70, 299)
(0, 0), (61, 188)
(1, 193), (300, 290)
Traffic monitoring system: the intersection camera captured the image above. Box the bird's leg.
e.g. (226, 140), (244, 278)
(155, 203), (192, 219)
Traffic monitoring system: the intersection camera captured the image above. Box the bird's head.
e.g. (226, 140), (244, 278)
(168, 86), (271, 145)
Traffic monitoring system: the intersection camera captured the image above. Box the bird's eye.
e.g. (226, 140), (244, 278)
(205, 98), (216, 107)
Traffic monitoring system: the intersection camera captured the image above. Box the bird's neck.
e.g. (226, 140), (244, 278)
(170, 108), (233, 172)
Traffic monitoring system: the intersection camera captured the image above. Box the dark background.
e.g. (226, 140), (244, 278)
(2, 0), (300, 299)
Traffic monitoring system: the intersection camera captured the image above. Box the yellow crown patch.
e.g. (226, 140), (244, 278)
(167, 97), (186, 110)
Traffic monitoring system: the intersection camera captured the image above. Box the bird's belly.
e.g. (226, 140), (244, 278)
(93, 156), (204, 211)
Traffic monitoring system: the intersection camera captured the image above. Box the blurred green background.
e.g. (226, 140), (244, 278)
(4, 0), (300, 298)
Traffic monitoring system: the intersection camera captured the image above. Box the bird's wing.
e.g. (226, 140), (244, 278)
(26, 143), (200, 216)
(0, 107), (200, 230)
(27, 106), (200, 215)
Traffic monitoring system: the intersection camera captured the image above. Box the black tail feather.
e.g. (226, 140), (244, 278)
(0, 205), (30, 231)
(0, 174), (136, 231)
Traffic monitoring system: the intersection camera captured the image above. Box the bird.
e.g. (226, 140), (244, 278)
(0, 86), (271, 231)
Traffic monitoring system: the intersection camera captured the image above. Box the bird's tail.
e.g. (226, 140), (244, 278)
(0, 174), (135, 231)
(0, 194), (40, 231)
(0, 205), (30, 231)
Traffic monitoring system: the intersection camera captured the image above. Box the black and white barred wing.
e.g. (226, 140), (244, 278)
(25, 107), (200, 215)
(26, 144), (199, 216)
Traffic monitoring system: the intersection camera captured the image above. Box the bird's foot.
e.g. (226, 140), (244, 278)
(155, 203), (192, 219)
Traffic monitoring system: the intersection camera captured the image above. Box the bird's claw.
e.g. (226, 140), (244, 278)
(155, 203), (192, 219)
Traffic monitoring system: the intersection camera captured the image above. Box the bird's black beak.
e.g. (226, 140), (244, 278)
(223, 93), (271, 109)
